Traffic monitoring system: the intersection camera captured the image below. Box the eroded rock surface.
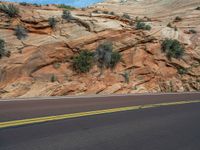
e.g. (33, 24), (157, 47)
(0, 1), (199, 99)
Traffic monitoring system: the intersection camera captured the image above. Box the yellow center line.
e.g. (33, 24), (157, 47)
(0, 100), (200, 129)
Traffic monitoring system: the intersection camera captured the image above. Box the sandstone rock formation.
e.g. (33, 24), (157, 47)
(0, 0), (199, 99)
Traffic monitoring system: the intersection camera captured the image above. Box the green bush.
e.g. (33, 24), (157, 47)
(73, 51), (94, 73)
(177, 67), (187, 75)
(122, 13), (131, 19)
(110, 51), (121, 69)
(48, 17), (57, 29)
(95, 42), (121, 69)
(145, 24), (152, 31)
(15, 25), (28, 40)
(62, 10), (73, 21)
(136, 21), (151, 30)
(137, 22), (146, 29)
(161, 39), (185, 59)
(51, 74), (57, 82)
(57, 4), (75, 10)
(0, 4), (19, 18)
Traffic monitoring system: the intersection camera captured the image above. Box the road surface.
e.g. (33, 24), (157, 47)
(0, 92), (200, 150)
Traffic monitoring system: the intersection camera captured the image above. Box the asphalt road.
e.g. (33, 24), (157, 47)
(0, 92), (200, 150)
(0, 92), (200, 122)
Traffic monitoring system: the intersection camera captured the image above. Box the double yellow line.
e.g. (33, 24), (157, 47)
(0, 100), (200, 129)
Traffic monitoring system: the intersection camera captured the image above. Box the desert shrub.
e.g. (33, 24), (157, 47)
(136, 21), (151, 30)
(167, 22), (172, 28)
(189, 29), (197, 34)
(57, 4), (75, 10)
(136, 21), (145, 29)
(53, 62), (61, 69)
(92, 10), (100, 14)
(62, 10), (73, 21)
(161, 39), (185, 59)
(50, 74), (57, 82)
(19, 2), (31, 6)
(0, 4), (19, 17)
(0, 39), (10, 58)
(145, 24), (152, 31)
(174, 16), (182, 22)
(196, 6), (200, 10)
(0, 39), (6, 58)
(95, 42), (113, 69)
(19, 2), (41, 7)
(122, 13), (131, 19)
(177, 67), (188, 75)
(32, 3), (41, 7)
(110, 51), (121, 69)
(174, 26), (178, 31)
(110, 11), (115, 15)
(95, 42), (121, 69)
(132, 86), (137, 90)
(122, 72), (129, 83)
(72, 51), (94, 73)
(103, 11), (109, 14)
(48, 17), (57, 29)
(15, 25), (28, 40)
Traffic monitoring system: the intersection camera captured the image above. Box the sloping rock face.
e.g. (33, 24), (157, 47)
(0, 1), (200, 99)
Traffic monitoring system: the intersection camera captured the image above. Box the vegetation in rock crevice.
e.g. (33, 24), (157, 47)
(72, 51), (94, 73)
(72, 42), (122, 73)
(15, 25), (28, 40)
(0, 39), (10, 58)
(174, 16), (182, 22)
(48, 17), (57, 29)
(62, 10), (74, 22)
(196, 6), (200, 10)
(167, 22), (172, 28)
(189, 29), (197, 34)
(95, 42), (121, 70)
(177, 66), (188, 75)
(53, 62), (61, 69)
(0, 4), (19, 18)
(110, 11), (115, 15)
(122, 13), (131, 19)
(122, 72), (130, 83)
(136, 21), (151, 30)
(161, 39), (185, 59)
(0, 39), (6, 58)
(51, 74), (57, 82)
